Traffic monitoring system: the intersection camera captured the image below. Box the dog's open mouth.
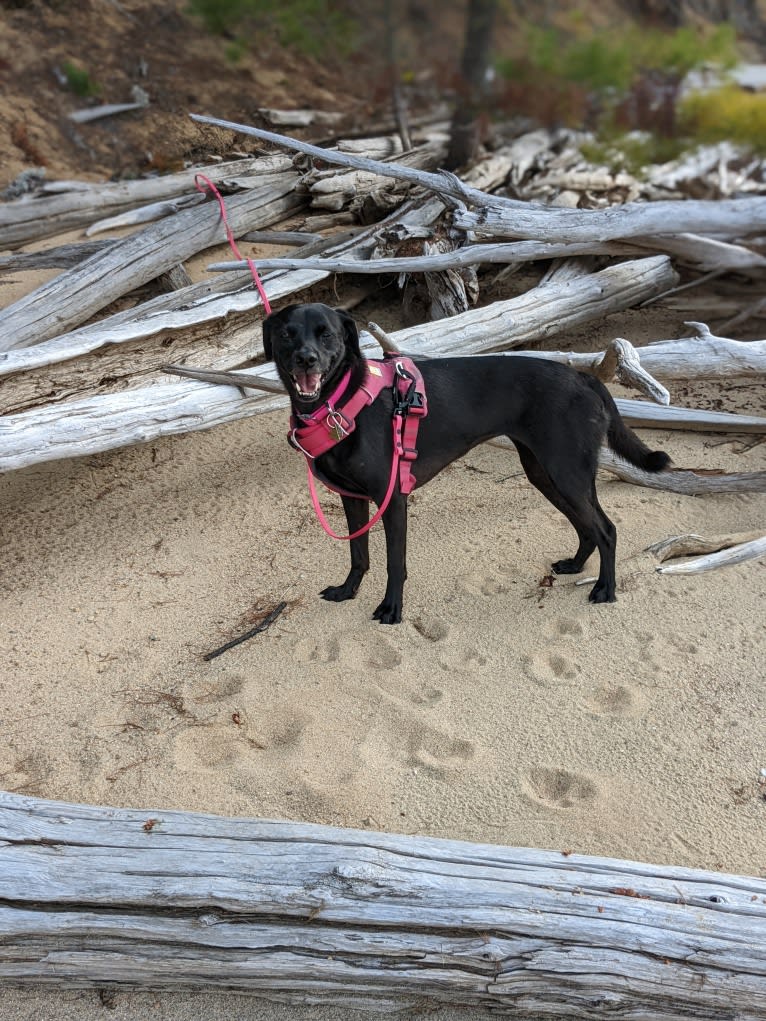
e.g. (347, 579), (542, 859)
(292, 371), (323, 399)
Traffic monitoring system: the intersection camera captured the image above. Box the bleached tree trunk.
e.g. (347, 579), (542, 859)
(1, 792), (765, 1018)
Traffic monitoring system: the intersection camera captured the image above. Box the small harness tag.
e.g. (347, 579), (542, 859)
(326, 409), (351, 442)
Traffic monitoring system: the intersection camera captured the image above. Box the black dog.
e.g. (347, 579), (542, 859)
(253, 302), (670, 624)
(170, 303), (670, 623)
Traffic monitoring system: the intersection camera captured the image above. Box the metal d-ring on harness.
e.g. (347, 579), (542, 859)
(289, 356), (428, 541)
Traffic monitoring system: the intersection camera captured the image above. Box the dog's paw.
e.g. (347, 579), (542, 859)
(552, 557), (583, 575)
(588, 581), (616, 604)
(372, 599), (402, 625)
(320, 582), (358, 602)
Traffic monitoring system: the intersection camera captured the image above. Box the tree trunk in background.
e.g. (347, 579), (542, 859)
(445, 0), (498, 170)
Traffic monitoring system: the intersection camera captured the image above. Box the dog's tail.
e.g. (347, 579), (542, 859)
(587, 376), (671, 472)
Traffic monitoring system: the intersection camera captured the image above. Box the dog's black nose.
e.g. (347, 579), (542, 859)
(295, 348), (319, 369)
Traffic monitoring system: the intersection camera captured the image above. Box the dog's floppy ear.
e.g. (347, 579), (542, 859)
(336, 309), (361, 359)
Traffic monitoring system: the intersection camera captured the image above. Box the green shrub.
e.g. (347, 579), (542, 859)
(497, 20), (741, 157)
(62, 60), (100, 98)
(188, 0), (358, 59)
(579, 133), (686, 176)
(680, 85), (766, 153)
(498, 22), (737, 94)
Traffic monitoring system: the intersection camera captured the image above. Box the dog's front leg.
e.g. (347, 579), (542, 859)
(320, 495), (370, 603)
(373, 493), (408, 625)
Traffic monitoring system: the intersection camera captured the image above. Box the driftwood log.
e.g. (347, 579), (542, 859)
(508, 325), (766, 382)
(3, 356), (764, 479)
(209, 233), (766, 276)
(594, 452), (766, 495)
(0, 155), (293, 248)
(655, 535), (766, 575)
(0, 256), (684, 469)
(645, 531), (766, 562)
(1, 791), (765, 1018)
(0, 170), (305, 351)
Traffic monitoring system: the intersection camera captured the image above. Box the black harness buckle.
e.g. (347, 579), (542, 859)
(393, 361), (424, 416)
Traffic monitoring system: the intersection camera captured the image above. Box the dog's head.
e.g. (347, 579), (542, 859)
(262, 303), (363, 411)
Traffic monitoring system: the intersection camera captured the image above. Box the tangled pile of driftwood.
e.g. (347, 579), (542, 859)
(2, 119), (766, 1014)
(0, 113), (764, 569)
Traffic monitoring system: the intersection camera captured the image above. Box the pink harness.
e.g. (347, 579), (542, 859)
(288, 357), (427, 540)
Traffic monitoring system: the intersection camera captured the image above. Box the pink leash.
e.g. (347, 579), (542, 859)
(304, 417), (401, 541)
(193, 176), (415, 543)
(194, 173), (272, 315)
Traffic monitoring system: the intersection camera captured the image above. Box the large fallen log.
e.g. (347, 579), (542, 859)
(476, 439), (766, 495)
(367, 320), (765, 390)
(1, 792), (765, 1018)
(359, 256), (678, 357)
(0, 172), (305, 352)
(455, 199), (766, 244)
(209, 233), (766, 276)
(6, 341), (761, 475)
(612, 399), (766, 433)
(595, 451), (766, 495)
(3, 360), (765, 478)
(0, 239), (116, 273)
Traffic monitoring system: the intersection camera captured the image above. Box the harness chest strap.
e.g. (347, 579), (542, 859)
(289, 357), (427, 508)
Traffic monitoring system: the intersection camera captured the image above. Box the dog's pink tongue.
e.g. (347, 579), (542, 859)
(295, 371), (321, 395)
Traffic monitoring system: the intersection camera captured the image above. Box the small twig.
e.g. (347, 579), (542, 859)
(719, 295), (766, 334)
(366, 321), (422, 359)
(638, 268), (725, 309)
(203, 601), (287, 661)
(162, 363), (285, 394)
(69, 101), (148, 124)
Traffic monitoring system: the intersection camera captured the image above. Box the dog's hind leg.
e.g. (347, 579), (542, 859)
(557, 487), (617, 603)
(320, 495), (370, 603)
(373, 493), (408, 625)
(514, 441), (617, 603)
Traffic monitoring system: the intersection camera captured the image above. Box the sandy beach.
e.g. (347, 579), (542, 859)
(1, 267), (764, 1017)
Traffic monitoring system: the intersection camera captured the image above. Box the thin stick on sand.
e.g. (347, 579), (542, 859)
(203, 601), (287, 661)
